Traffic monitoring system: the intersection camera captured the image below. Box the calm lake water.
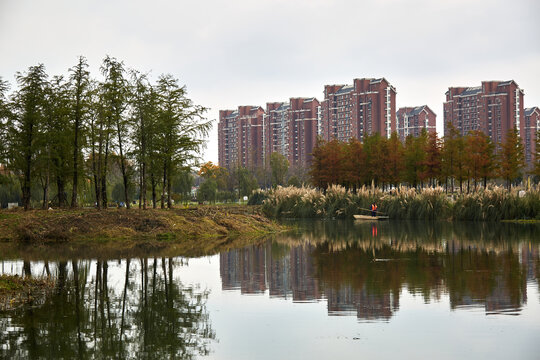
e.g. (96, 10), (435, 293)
(1, 221), (539, 359)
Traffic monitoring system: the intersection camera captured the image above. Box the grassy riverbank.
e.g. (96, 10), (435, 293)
(0, 205), (285, 258)
(261, 186), (540, 221)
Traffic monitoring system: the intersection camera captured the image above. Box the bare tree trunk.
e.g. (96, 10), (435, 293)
(71, 107), (80, 208)
(102, 131), (110, 209)
(116, 120), (130, 209)
(23, 261), (32, 277)
(167, 167), (172, 209)
(138, 166), (143, 209)
(72, 260), (84, 358)
(57, 176), (67, 208)
(42, 170), (49, 210)
(161, 162), (166, 209)
(44, 261), (51, 277)
(151, 172), (157, 209)
(142, 162), (147, 209)
(94, 119), (102, 210)
(120, 259), (130, 347)
(22, 156), (32, 211)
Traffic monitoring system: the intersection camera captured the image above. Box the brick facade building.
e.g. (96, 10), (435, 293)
(443, 81), (525, 145)
(321, 78), (396, 142)
(396, 105), (436, 141)
(218, 106), (264, 169)
(218, 98), (319, 170)
(264, 98), (319, 166)
(264, 102), (290, 161)
(524, 107), (539, 169)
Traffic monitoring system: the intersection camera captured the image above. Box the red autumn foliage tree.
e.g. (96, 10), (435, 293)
(421, 131), (442, 187)
(465, 130), (495, 190)
(497, 128), (525, 190)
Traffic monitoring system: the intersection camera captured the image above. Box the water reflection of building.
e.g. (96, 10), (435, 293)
(219, 234), (540, 320)
(220, 246), (266, 294)
(485, 275), (524, 315)
(356, 290), (397, 321)
(290, 246), (320, 301)
(220, 244), (321, 300)
(327, 285), (357, 315)
(521, 242), (538, 282)
(267, 249), (292, 299)
(327, 286), (398, 321)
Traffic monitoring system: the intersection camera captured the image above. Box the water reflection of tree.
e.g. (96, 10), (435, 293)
(219, 221), (539, 320)
(0, 258), (215, 359)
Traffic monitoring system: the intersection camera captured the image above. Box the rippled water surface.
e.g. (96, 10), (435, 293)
(1, 221), (539, 359)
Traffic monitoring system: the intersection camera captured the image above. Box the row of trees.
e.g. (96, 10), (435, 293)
(195, 153), (304, 203)
(0, 56), (210, 210)
(310, 125), (540, 192)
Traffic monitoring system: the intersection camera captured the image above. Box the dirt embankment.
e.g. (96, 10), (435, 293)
(0, 206), (285, 258)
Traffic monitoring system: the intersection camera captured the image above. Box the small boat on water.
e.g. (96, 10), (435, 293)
(353, 214), (389, 221)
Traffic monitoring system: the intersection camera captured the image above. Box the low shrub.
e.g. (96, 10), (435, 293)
(248, 190), (268, 205)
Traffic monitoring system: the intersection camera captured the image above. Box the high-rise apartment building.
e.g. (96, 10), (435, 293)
(396, 105), (436, 141)
(321, 78), (396, 142)
(524, 107), (539, 168)
(443, 80), (524, 145)
(265, 102), (290, 160)
(218, 106), (264, 169)
(264, 98), (320, 166)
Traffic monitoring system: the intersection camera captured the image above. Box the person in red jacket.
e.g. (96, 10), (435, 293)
(371, 203), (378, 217)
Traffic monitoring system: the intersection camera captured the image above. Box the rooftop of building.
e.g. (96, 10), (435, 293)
(457, 86), (482, 97)
(398, 105), (435, 117)
(370, 78), (384, 84)
(335, 85), (354, 95)
(524, 107), (540, 116)
(497, 80), (515, 87)
(276, 103), (290, 111)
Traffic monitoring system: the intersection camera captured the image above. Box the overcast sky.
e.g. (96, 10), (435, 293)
(1, 0), (539, 164)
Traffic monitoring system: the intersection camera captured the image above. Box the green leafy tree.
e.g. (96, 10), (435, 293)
(86, 80), (109, 209)
(0, 78), (11, 166)
(270, 152), (289, 187)
(68, 56), (91, 208)
(198, 178), (217, 203)
(155, 74), (210, 208)
(7, 64), (48, 210)
(42, 76), (72, 208)
(101, 56), (131, 208)
(235, 166), (258, 198)
(130, 71), (156, 209)
(287, 176), (301, 187)
(172, 170), (194, 204)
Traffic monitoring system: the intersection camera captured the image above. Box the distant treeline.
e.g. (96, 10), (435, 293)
(0, 56), (210, 210)
(310, 127), (540, 192)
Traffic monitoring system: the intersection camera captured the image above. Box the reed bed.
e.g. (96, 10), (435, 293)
(260, 185), (540, 221)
